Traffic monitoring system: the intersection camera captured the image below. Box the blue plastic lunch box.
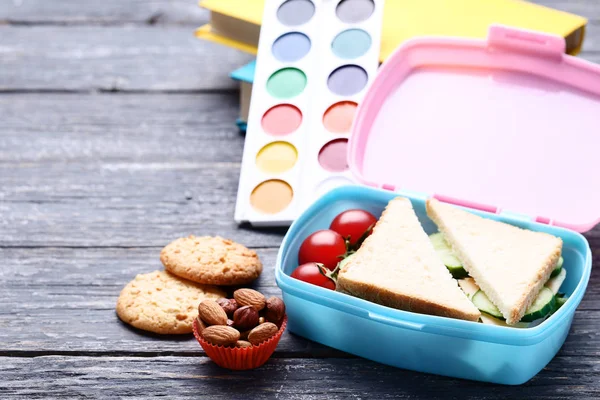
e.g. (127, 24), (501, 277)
(275, 185), (592, 385)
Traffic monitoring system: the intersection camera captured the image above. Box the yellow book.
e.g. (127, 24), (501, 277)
(196, 0), (587, 59)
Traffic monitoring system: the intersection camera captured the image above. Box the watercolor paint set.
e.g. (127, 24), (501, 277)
(234, 0), (383, 226)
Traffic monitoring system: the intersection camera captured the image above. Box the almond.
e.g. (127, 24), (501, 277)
(198, 300), (228, 326)
(235, 340), (252, 348)
(202, 325), (240, 346)
(234, 288), (266, 311)
(195, 316), (208, 333)
(248, 322), (278, 345)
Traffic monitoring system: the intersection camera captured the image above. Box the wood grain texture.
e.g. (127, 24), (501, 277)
(0, 161), (286, 248)
(0, 93), (243, 163)
(1, 0), (600, 397)
(0, 0), (207, 24)
(1, 356), (599, 399)
(536, 0), (600, 21)
(0, 94), (286, 248)
(0, 245), (599, 356)
(0, 26), (253, 91)
(0, 247), (341, 356)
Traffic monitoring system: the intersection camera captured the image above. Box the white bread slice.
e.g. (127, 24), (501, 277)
(336, 197), (481, 322)
(457, 277), (480, 299)
(426, 198), (562, 325)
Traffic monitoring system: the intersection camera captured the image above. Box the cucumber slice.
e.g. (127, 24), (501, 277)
(337, 253), (355, 270)
(472, 281), (561, 324)
(429, 233), (468, 279)
(546, 268), (566, 295)
(457, 277), (480, 299)
(480, 313), (529, 328)
(550, 256), (564, 278)
(548, 293), (568, 316)
(521, 287), (556, 322)
(472, 290), (503, 319)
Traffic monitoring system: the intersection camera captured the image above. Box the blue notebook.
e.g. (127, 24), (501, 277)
(236, 119), (248, 131)
(230, 60), (256, 132)
(230, 59), (256, 83)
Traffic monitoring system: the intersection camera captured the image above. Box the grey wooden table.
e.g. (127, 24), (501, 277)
(1, 1), (599, 398)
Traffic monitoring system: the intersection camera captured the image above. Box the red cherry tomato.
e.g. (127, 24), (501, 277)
(291, 262), (336, 290)
(330, 209), (377, 246)
(298, 229), (346, 271)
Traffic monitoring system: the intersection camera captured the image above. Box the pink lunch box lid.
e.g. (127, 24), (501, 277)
(348, 24), (600, 233)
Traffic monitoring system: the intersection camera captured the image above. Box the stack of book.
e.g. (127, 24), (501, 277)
(196, 0), (586, 132)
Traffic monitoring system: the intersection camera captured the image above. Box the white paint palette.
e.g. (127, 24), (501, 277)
(234, 0), (383, 226)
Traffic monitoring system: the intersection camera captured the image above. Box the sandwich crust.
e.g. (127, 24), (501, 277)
(337, 277), (482, 321)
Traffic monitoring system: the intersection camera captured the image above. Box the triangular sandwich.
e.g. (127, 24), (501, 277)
(336, 197), (481, 322)
(426, 198), (562, 325)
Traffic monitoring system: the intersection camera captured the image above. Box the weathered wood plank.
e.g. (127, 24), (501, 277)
(0, 0), (207, 24)
(0, 247), (341, 356)
(1, 355), (599, 399)
(0, 93), (242, 163)
(0, 162), (287, 248)
(0, 26), (253, 91)
(536, 0), (600, 21)
(0, 246), (599, 356)
(0, 93), (286, 247)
